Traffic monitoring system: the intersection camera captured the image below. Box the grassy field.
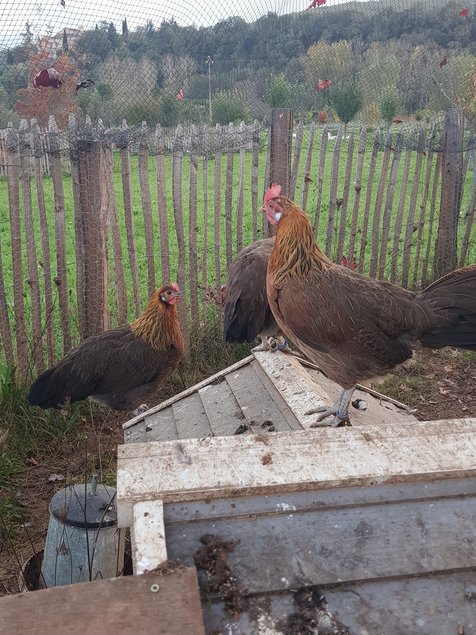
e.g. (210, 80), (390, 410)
(0, 125), (475, 372)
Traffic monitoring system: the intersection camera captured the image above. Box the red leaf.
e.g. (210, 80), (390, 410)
(175, 88), (184, 100)
(316, 79), (332, 91)
(460, 7), (469, 16)
(393, 116), (403, 124)
(305, 0), (326, 9)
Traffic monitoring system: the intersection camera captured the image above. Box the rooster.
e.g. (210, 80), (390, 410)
(28, 284), (184, 413)
(223, 238), (286, 351)
(261, 184), (476, 426)
(33, 68), (63, 89)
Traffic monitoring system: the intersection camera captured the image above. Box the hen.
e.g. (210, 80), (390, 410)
(262, 184), (476, 426)
(33, 68), (63, 89)
(28, 284), (184, 413)
(223, 238), (286, 351)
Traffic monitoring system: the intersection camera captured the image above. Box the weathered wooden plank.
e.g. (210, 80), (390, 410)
(421, 153), (442, 286)
(325, 126), (343, 255)
(358, 129), (381, 272)
(262, 128), (271, 238)
(225, 363), (294, 432)
(6, 124), (28, 374)
(198, 378), (246, 437)
(251, 120), (260, 242)
(166, 491), (476, 592)
(347, 127), (367, 266)
(146, 406), (180, 442)
(369, 129), (393, 278)
(200, 126), (209, 308)
(250, 360), (302, 431)
(225, 122), (234, 268)
(236, 121), (245, 253)
(119, 124), (141, 317)
(172, 125), (188, 350)
(301, 122), (315, 211)
(213, 124), (222, 301)
(390, 144), (413, 283)
(117, 418), (476, 526)
(313, 126), (328, 237)
(459, 178), (476, 267)
(188, 125), (199, 325)
(19, 120), (43, 371)
(138, 123), (156, 296)
(253, 350), (329, 429)
(0, 567), (205, 635)
(31, 121), (54, 364)
(172, 393), (212, 440)
(122, 355), (254, 431)
(289, 120), (303, 199)
(131, 500), (167, 574)
(0, 235), (14, 367)
(155, 124), (171, 284)
(335, 131), (354, 263)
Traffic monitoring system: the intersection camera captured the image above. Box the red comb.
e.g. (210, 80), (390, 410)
(264, 183), (282, 204)
(171, 282), (180, 292)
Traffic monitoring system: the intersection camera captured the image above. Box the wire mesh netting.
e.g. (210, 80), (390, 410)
(0, 0), (475, 376)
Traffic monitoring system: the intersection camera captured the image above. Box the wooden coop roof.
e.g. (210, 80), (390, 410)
(119, 350), (476, 635)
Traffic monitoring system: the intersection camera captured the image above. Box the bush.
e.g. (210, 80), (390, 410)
(212, 90), (251, 125)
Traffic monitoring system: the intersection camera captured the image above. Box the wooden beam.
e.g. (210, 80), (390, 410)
(117, 418), (476, 527)
(0, 567), (205, 635)
(269, 108), (293, 195)
(131, 500), (167, 574)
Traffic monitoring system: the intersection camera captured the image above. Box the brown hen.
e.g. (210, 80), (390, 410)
(262, 184), (476, 426)
(28, 284), (184, 413)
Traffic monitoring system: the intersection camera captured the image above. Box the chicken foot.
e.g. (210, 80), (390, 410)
(306, 387), (356, 428)
(256, 335), (288, 352)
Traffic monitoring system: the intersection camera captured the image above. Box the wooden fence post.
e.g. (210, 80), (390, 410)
(434, 108), (464, 278)
(269, 108), (293, 195)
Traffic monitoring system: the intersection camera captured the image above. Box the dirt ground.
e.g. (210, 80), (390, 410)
(0, 349), (474, 596)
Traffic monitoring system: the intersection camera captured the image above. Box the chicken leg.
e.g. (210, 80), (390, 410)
(306, 387), (356, 427)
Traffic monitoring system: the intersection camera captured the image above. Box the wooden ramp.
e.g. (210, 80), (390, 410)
(119, 351), (476, 635)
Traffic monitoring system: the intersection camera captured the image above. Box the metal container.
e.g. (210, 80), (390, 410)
(41, 478), (125, 587)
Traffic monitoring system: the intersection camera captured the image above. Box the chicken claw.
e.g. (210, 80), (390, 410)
(305, 387), (356, 428)
(268, 336), (288, 353)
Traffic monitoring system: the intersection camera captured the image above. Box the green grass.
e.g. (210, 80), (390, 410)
(0, 123), (475, 373)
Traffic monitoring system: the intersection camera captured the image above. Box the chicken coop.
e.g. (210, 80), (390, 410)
(117, 349), (476, 634)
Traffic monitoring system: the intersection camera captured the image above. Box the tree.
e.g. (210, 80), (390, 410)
(122, 18), (129, 40)
(15, 47), (81, 127)
(6, 49), (14, 65)
(330, 82), (362, 128)
(107, 23), (119, 49)
(212, 90), (251, 124)
(267, 73), (293, 108)
(380, 92), (398, 124)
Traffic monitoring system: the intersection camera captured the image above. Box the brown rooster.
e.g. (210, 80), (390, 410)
(262, 184), (476, 426)
(28, 284), (184, 413)
(223, 238), (286, 351)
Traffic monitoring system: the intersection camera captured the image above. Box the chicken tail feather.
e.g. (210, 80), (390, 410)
(28, 367), (69, 409)
(419, 264), (476, 351)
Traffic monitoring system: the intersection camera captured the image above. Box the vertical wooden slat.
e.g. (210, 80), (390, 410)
(188, 124), (199, 326)
(377, 130), (403, 280)
(155, 124), (171, 284)
(289, 120), (303, 200)
(251, 120), (260, 242)
(421, 153), (442, 286)
(119, 121), (141, 316)
(412, 127), (437, 287)
(103, 136), (127, 324)
(50, 116), (71, 353)
(235, 121), (245, 253)
(269, 109), (293, 196)
(214, 124), (222, 302)
(325, 126), (343, 255)
(32, 120), (55, 365)
(389, 143), (412, 284)
(201, 126), (209, 308)
(313, 126), (328, 238)
(0, 238), (14, 367)
(225, 122), (234, 267)
(262, 129), (271, 238)
(368, 130), (393, 278)
(95, 120), (110, 332)
(19, 120), (43, 372)
(138, 122), (156, 296)
(357, 129), (381, 273)
(6, 124), (28, 375)
(435, 108), (464, 277)
(172, 124), (189, 350)
(301, 123), (316, 211)
(348, 127), (367, 265)
(401, 131), (426, 288)
(459, 178), (476, 267)
(335, 132), (354, 263)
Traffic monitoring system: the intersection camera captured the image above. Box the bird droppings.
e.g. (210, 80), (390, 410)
(234, 423), (249, 435)
(261, 453), (273, 465)
(352, 398), (368, 411)
(193, 533), (247, 621)
(254, 434), (270, 445)
(261, 420), (276, 432)
(278, 586), (351, 635)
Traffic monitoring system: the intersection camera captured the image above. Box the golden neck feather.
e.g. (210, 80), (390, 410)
(269, 201), (332, 282)
(130, 301), (185, 352)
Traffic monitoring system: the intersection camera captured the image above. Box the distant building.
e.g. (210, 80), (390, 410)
(39, 28), (83, 55)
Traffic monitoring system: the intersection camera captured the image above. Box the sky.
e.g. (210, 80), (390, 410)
(0, 0), (377, 48)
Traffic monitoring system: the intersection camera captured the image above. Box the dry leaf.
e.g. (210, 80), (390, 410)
(27, 457), (39, 466)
